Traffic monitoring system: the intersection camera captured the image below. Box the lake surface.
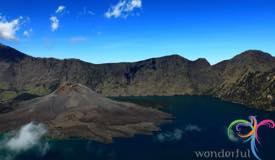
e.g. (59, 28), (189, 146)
(3, 96), (275, 160)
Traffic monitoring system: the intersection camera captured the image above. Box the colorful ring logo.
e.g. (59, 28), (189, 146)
(227, 116), (275, 160)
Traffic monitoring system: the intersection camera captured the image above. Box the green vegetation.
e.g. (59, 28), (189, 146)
(0, 91), (18, 102)
(25, 86), (50, 96)
(0, 81), (9, 90)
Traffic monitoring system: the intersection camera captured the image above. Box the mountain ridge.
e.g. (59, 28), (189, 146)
(0, 43), (272, 66)
(0, 43), (274, 111)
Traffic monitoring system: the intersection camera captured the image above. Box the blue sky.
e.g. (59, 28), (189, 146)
(0, 0), (275, 64)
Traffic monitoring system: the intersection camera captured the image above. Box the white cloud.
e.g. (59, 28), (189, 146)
(0, 17), (23, 40)
(69, 36), (87, 44)
(56, 5), (66, 14)
(5, 122), (47, 152)
(126, 0), (142, 11)
(0, 122), (49, 160)
(50, 16), (59, 32)
(105, 0), (142, 19)
(49, 5), (66, 32)
(105, 1), (126, 18)
(156, 129), (183, 142)
(23, 30), (29, 37)
(155, 125), (202, 143)
(23, 28), (32, 37)
(185, 124), (202, 132)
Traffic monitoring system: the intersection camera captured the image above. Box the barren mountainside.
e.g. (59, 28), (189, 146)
(0, 43), (274, 110)
(0, 82), (170, 143)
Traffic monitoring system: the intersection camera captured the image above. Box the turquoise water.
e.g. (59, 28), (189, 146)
(2, 96), (275, 160)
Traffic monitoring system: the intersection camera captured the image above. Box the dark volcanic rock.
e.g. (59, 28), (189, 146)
(213, 69), (275, 111)
(0, 83), (170, 143)
(211, 50), (275, 110)
(0, 44), (274, 110)
(0, 43), (29, 62)
(0, 102), (13, 113)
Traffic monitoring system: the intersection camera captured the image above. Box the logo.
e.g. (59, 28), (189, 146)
(227, 116), (275, 160)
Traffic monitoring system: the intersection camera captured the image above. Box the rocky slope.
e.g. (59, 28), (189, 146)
(211, 50), (275, 110)
(0, 43), (274, 110)
(0, 83), (170, 143)
(213, 69), (275, 111)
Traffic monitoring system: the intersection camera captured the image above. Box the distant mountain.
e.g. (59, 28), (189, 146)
(0, 43), (274, 110)
(0, 82), (169, 143)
